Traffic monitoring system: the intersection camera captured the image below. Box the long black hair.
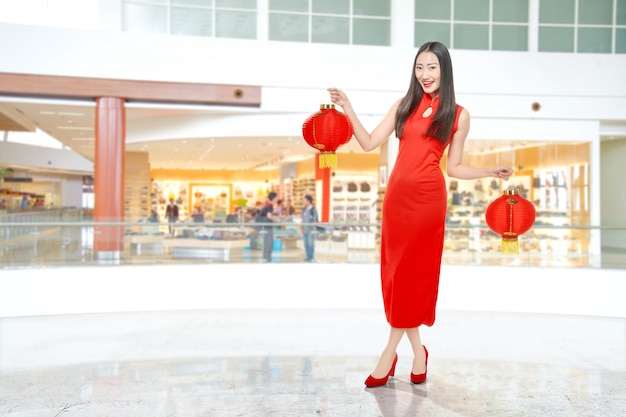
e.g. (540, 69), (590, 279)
(395, 41), (457, 144)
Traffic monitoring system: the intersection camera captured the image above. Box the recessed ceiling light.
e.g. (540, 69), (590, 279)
(57, 126), (93, 131)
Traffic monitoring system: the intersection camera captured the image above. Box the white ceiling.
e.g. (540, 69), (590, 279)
(0, 96), (368, 174)
(2, 95), (624, 177)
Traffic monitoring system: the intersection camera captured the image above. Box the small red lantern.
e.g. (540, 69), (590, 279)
(485, 189), (536, 254)
(302, 104), (354, 168)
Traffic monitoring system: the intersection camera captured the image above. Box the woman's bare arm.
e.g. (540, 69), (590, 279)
(446, 109), (514, 180)
(328, 87), (398, 152)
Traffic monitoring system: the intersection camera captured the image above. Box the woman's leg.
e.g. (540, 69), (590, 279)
(406, 327), (427, 374)
(370, 327), (405, 378)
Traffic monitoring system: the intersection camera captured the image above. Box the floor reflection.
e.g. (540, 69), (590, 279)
(2, 355), (623, 416)
(0, 310), (624, 416)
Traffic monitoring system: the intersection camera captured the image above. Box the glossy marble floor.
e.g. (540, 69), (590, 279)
(0, 309), (624, 417)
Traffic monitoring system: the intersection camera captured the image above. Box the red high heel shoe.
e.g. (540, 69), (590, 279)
(410, 346), (428, 384)
(364, 354), (398, 387)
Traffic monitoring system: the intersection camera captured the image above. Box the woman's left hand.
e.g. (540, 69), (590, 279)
(490, 166), (514, 181)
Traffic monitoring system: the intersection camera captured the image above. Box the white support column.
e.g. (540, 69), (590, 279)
(528, 0), (539, 52)
(590, 131), (602, 266)
(391, 0), (415, 48)
(257, 0), (269, 41)
(99, 0), (122, 30)
(60, 176), (84, 208)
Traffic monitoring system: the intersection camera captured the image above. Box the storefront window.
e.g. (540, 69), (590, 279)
(539, 0), (575, 24)
(82, 176), (94, 209)
(539, 0), (625, 53)
(415, 0), (529, 51)
(269, 0), (391, 45)
(123, 0), (257, 39)
(442, 139), (592, 264)
(123, 2), (168, 34)
(619, 0), (626, 25)
(578, 0), (612, 25)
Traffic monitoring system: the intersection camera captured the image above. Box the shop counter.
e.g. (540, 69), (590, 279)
(273, 229), (300, 250)
(124, 234), (165, 254)
(249, 229), (300, 251)
(163, 238), (248, 260)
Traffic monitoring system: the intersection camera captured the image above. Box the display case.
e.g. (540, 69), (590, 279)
(528, 166), (588, 255)
(330, 177), (376, 224)
(124, 152), (151, 221)
(443, 165), (591, 257)
(329, 175), (377, 249)
(291, 177), (316, 212)
(189, 183), (232, 222)
(152, 181), (188, 221)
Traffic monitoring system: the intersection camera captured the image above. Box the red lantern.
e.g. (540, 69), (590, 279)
(302, 104), (354, 169)
(485, 189), (536, 254)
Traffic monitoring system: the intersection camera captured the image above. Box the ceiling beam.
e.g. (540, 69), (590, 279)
(0, 103), (37, 132)
(0, 72), (261, 107)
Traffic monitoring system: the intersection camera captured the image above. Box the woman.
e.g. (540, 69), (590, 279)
(328, 41), (513, 387)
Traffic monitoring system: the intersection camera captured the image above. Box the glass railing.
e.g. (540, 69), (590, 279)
(1, 209), (625, 269)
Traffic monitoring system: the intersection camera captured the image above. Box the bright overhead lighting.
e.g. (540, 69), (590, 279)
(255, 165), (279, 171)
(124, 102), (262, 114)
(282, 154), (313, 163)
(57, 126), (94, 131)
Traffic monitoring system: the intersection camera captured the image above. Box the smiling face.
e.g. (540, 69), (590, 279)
(414, 51), (441, 98)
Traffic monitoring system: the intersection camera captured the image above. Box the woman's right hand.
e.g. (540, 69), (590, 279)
(327, 87), (349, 108)
(488, 166), (514, 181)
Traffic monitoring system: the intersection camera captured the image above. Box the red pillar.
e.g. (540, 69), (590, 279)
(94, 97), (125, 258)
(315, 154), (331, 222)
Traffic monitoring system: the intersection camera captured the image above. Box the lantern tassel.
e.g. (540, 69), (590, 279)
(319, 152), (337, 169)
(501, 238), (519, 254)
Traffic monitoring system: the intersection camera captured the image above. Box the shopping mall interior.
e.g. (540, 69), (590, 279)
(1, 1), (625, 416)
